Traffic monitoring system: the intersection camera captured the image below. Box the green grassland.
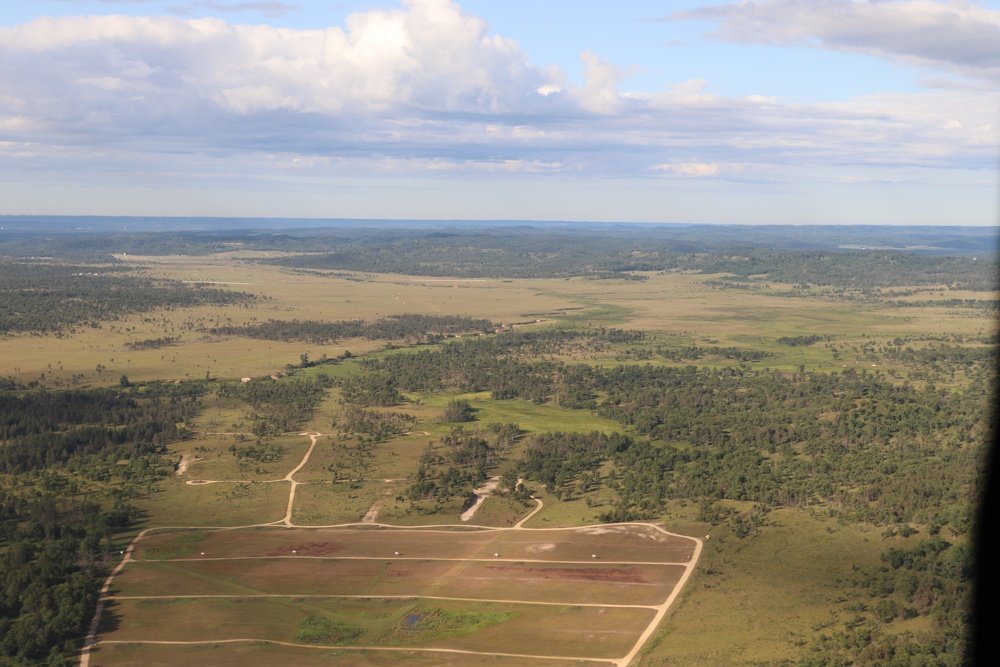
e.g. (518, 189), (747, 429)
(132, 477), (291, 527)
(635, 509), (893, 666)
(5, 256), (992, 389)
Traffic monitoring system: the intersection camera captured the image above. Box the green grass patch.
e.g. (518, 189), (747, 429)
(462, 397), (628, 436)
(134, 477), (289, 527)
(294, 615), (365, 645)
(374, 607), (520, 646)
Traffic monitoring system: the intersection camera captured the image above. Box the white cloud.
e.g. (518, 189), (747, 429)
(667, 0), (1000, 84)
(0, 1), (554, 117)
(574, 50), (627, 114)
(652, 162), (721, 177)
(0, 0), (995, 193)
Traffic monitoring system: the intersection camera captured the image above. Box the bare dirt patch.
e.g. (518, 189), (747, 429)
(174, 454), (202, 475)
(460, 476), (501, 522)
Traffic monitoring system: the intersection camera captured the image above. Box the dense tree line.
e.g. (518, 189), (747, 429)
(254, 236), (996, 287)
(404, 427), (499, 503)
(0, 386), (200, 474)
(0, 383), (201, 665)
(0, 262), (253, 334)
(519, 431), (626, 494)
(0, 492), (134, 665)
(207, 314), (496, 344)
(676, 251), (996, 290)
(443, 399), (476, 422)
(777, 334), (826, 346)
(656, 345), (771, 362)
(337, 374), (405, 408)
(884, 298), (998, 312)
(359, 329), (643, 399)
(123, 336), (178, 351)
(216, 377), (331, 435)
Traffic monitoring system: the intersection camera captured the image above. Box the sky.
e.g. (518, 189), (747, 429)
(0, 0), (998, 225)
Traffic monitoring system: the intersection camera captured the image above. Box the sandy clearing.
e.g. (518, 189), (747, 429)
(174, 454), (202, 476)
(460, 476), (501, 521)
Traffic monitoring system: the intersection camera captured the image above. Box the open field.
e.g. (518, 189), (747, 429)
(114, 558), (685, 605)
(633, 508), (895, 666)
(99, 596), (653, 659)
(2, 254), (994, 388)
(97, 520), (696, 664)
(89, 640), (615, 667)
(132, 477), (292, 528)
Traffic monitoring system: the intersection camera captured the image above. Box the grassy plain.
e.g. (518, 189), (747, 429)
(5, 254), (993, 388)
(132, 477), (290, 528)
(634, 509), (891, 666)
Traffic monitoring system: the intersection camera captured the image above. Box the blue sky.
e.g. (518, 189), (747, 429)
(1, 0), (998, 224)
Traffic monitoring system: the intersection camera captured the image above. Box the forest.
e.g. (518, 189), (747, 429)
(0, 383), (205, 665)
(0, 262), (253, 334)
(207, 314), (496, 344)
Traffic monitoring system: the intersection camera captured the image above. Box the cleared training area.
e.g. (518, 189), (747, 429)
(84, 433), (702, 667)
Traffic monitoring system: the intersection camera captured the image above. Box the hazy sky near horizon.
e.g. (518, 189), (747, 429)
(1, 0), (998, 224)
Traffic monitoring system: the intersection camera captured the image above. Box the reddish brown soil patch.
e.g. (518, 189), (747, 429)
(387, 569), (413, 577)
(265, 541), (345, 557)
(486, 566), (647, 583)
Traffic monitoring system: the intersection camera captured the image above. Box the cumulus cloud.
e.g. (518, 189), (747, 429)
(667, 0), (1000, 84)
(0, 0), (994, 189)
(1, 0), (553, 117)
(575, 50), (628, 114)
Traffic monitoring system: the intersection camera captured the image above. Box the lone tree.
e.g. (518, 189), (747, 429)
(443, 398), (475, 422)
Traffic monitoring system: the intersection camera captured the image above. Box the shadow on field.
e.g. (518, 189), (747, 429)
(96, 599), (122, 634)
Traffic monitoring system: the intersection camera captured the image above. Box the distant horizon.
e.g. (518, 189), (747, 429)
(0, 214), (997, 230)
